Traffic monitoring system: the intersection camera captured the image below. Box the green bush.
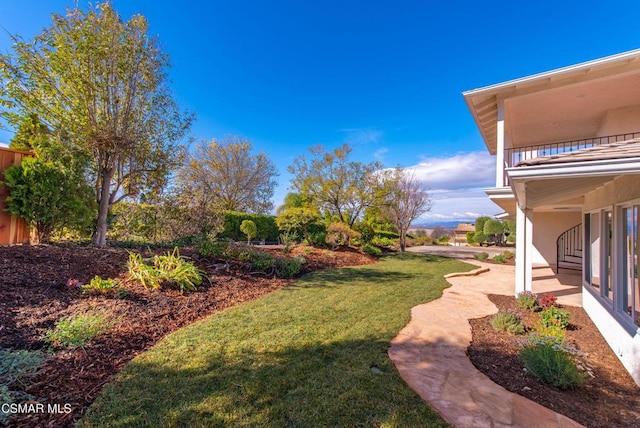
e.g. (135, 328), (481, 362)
(44, 311), (113, 348)
(371, 236), (395, 248)
(82, 276), (123, 297)
(353, 222), (375, 244)
(540, 306), (570, 329)
(220, 211), (279, 242)
(240, 219), (257, 244)
(473, 252), (489, 261)
(492, 254), (506, 263)
(473, 232), (488, 245)
(491, 311), (525, 334)
(275, 256), (304, 278)
(127, 248), (204, 293)
(196, 240), (229, 257)
(250, 251), (276, 272)
(516, 291), (539, 311)
(519, 343), (585, 389)
(466, 231), (475, 244)
(361, 243), (382, 257)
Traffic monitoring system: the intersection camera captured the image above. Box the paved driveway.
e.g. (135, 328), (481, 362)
(407, 244), (508, 259)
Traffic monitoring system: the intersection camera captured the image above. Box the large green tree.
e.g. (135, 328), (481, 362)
(288, 144), (386, 227)
(0, 2), (192, 246)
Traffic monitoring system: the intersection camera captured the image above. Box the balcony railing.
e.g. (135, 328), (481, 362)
(501, 131), (640, 186)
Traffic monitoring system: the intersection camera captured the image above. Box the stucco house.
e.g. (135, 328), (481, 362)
(463, 49), (640, 385)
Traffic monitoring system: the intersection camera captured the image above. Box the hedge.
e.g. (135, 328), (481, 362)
(218, 211), (279, 242)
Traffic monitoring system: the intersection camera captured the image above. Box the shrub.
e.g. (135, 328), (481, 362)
(353, 222), (375, 244)
(502, 250), (514, 260)
(491, 310), (525, 334)
(275, 256), (304, 278)
(516, 291), (539, 311)
(540, 306), (570, 329)
(473, 252), (489, 261)
(492, 254), (506, 263)
(128, 248), (204, 293)
(82, 276), (123, 296)
(326, 222), (360, 248)
(539, 293), (558, 309)
(371, 236), (395, 248)
(473, 232), (488, 246)
(250, 251), (276, 272)
(466, 231), (475, 244)
(519, 343), (585, 389)
(240, 219), (257, 244)
(127, 252), (163, 289)
(361, 243), (382, 257)
(44, 311), (113, 348)
(154, 248), (204, 293)
(220, 211), (279, 242)
(196, 240), (229, 257)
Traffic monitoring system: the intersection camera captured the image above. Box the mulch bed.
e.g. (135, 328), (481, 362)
(0, 244), (375, 427)
(468, 294), (640, 427)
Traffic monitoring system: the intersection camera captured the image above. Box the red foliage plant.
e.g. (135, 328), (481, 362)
(539, 293), (558, 309)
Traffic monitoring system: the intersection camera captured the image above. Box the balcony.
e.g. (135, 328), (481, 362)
(500, 131), (640, 186)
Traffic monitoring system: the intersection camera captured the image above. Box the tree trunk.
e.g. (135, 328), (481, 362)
(92, 169), (113, 247)
(399, 231), (406, 252)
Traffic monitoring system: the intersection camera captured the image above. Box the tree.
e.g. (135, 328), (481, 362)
(240, 220), (257, 245)
(276, 192), (307, 215)
(9, 113), (50, 152)
(3, 157), (94, 244)
(484, 219), (505, 245)
(380, 168), (432, 251)
(0, 3), (193, 246)
(288, 144), (386, 227)
(275, 207), (320, 241)
(180, 137), (278, 214)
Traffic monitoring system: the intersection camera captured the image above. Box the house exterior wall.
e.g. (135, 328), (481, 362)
(531, 211), (581, 265)
(582, 174), (640, 386)
(583, 288), (640, 384)
(597, 105), (640, 137)
(584, 175), (640, 211)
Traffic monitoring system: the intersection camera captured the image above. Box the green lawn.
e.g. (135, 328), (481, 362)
(81, 253), (473, 427)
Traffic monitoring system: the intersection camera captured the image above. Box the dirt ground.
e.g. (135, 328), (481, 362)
(0, 244), (375, 427)
(468, 294), (640, 428)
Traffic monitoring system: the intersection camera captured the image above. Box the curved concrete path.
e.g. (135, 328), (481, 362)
(389, 261), (584, 428)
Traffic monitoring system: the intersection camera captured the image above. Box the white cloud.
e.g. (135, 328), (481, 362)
(340, 128), (384, 145)
(401, 151), (501, 223)
(409, 151), (495, 190)
(373, 147), (388, 161)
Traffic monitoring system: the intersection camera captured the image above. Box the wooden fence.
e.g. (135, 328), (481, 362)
(0, 146), (31, 245)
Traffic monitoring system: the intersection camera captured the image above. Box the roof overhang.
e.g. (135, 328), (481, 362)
(463, 48), (640, 153)
(506, 157), (640, 209)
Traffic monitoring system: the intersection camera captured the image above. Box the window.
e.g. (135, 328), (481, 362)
(586, 211), (601, 292)
(604, 210), (612, 301)
(585, 206), (640, 328)
(622, 206), (640, 327)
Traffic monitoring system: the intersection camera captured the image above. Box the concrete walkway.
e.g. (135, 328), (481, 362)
(389, 261), (584, 427)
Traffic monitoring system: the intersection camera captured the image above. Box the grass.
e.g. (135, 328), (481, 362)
(82, 253), (473, 427)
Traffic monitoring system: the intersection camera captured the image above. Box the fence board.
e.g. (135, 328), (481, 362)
(0, 147), (32, 245)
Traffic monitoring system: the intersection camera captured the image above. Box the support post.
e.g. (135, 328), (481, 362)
(515, 204), (533, 295)
(496, 100), (505, 187)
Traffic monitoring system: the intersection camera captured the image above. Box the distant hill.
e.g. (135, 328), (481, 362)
(411, 220), (473, 229)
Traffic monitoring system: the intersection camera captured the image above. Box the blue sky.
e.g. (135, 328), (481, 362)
(1, 1), (640, 223)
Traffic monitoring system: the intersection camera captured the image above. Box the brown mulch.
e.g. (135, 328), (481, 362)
(468, 294), (640, 428)
(0, 244), (375, 428)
